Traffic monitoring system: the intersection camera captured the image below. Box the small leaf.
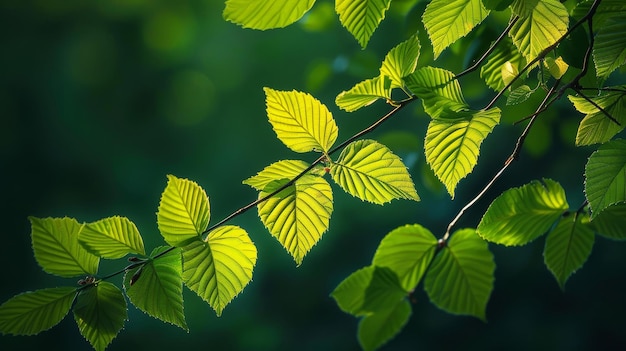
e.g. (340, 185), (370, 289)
(424, 229), (495, 320)
(423, 0), (490, 58)
(404, 67), (468, 119)
(544, 56), (568, 79)
(335, 76), (392, 112)
(124, 247), (187, 330)
(264, 88), (338, 153)
(585, 139), (626, 217)
(335, 0), (392, 48)
(79, 216), (145, 259)
(501, 61), (519, 86)
(478, 179), (569, 246)
(0, 287), (76, 335)
(331, 139), (420, 204)
(593, 14), (626, 80)
(568, 89), (626, 146)
(544, 213), (594, 289)
(157, 175), (210, 247)
(73, 282), (127, 351)
(480, 39), (524, 91)
(380, 34), (421, 88)
(589, 203), (626, 240)
(372, 224), (438, 291)
(358, 299), (411, 351)
(29, 217), (99, 278)
(182, 226), (257, 316)
(506, 85), (534, 105)
(223, 0), (316, 30)
(243, 160), (310, 191)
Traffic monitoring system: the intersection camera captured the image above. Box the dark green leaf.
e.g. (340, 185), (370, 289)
(589, 203), (626, 240)
(585, 139), (626, 217)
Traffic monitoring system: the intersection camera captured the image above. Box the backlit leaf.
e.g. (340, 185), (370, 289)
(568, 88), (626, 146)
(480, 39), (524, 91)
(585, 139), (626, 217)
(223, 0), (316, 30)
(182, 226), (257, 316)
(331, 139), (419, 204)
(506, 85), (534, 105)
(29, 217), (99, 278)
(478, 179), (569, 246)
(358, 299), (411, 351)
(594, 14), (626, 80)
(243, 160), (311, 191)
(335, 0), (392, 48)
(404, 67), (468, 119)
(335, 76), (392, 112)
(424, 229), (495, 320)
(264, 88), (338, 153)
(589, 203), (626, 240)
(79, 216), (145, 259)
(380, 34), (421, 88)
(544, 56), (568, 79)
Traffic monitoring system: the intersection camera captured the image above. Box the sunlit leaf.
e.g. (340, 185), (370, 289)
(79, 216), (145, 259)
(424, 108), (501, 198)
(480, 39), (524, 91)
(568, 89), (626, 146)
(124, 247), (187, 330)
(571, 0), (626, 29)
(335, 76), (392, 112)
(182, 226), (257, 316)
(544, 213), (594, 289)
(243, 160), (311, 191)
(594, 14), (626, 80)
(73, 282), (127, 351)
(223, 0), (316, 30)
(478, 179), (569, 246)
(29, 217), (99, 278)
(264, 87), (338, 153)
(589, 203), (626, 240)
(0, 287), (76, 335)
(506, 85), (534, 105)
(544, 56), (568, 79)
(372, 224), (438, 291)
(482, 0), (514, 11)
(358, 299), (411, 351)
(331, 139), (420, 204)
(257, 174), (333, 265)
(404, 66), (468, 119)
(424, 229), (495, 320)
(380, 34), (421, 88)
(585, 139), (626, 217)
(423, 0), (490, 58)
(335, 0), (392, 48)
(157, 175), (210, 247)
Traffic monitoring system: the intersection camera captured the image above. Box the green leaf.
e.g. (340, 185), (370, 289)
(482, 0), (514, 11)
(243, 159), (311, 191)
(223, 0), (316, 30)
(331, 266), (407, 317)
(264, 87), (338, 153)
(335, 0), (392, 48)
(506, 85), (534, 105)
(478, 179), (569, 246)
(480, 39), (524, 91)
(589, 203), (626, 240)
(423, 0), (490, 58)
(424, 108), (501, 198)
(424, 229), (495, 320)
(157, 175), (210, 247)
(331, 139), (420, 204)
(257, 174), (333, 265)
(568, 89), (626, 146)
(380, 34), (421, 89)
(358, 299), (411, 351)
(372, 224), (438, 291)
(335, 76), (392, 112)
(79, 216), (145, 259)
(594, 14), (626, 80)
(585, 139), (626, 217)
(544, 213), (594, 289)
(29, 217), (99, 278)
(544, 56), (568, 79)
(73, 282), (127, 351)
(572, 0), (626, 29)
(124, 247), (187, 330)
(404, 67), (468, 119)
(182, 226), (257, 316)
(509, 0), (569, 63)
(0, 287), (76, 335)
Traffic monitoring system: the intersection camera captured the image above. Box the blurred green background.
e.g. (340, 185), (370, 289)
(1, 0), (625, 350)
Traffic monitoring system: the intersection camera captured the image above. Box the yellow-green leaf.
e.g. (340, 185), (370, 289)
(569, 88), (626, 146)
(585, 139), (626, 217)
(335, 76), (392, 112)
(404, 67), (468, 119)
(594, 14), (626, 80)
(380, 34), (421, 88)
(358, 299), (411, 351)
(335, 0), (392, 48)
(79, 216), (145, 259)
(223, 0), (316, 30)
(243, 159), (311, 191)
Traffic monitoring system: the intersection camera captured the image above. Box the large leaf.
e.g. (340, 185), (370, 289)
(424, 108), (501, 198)
(480, 38), (524, 91)
(182, 226), (257, 316)
(589, 203), (626, 240)
(404, 67), (468, 119)
(478, 179), (569, 246)
(79, 216), (145, 259)
(73, 282), (127, 351)
(257, 174), (333, 265)
(585, 139), (626, 217)
(509, 0), (569, 63)
(424, 229), (495, 320)
(335, 0), (392, 48)
(380, 34), (421, 89)
(243, 159), (311, 191)
(264, 87), (338, 153)
(372, 224), (438, 291)
(29, 217), (99, 278)
(423, 0), (490, 58)
(593, 14), (626, 80)
(223, 0), (316, 30)
(331, 266), (407, 317)
(157, 175), (210, 247)
(331, 139), (420, 204)
(568, 89), (626, 146)
(335, 76), (392, 112)
(124, 247), (187, 330)
(358, 299), (411, 351)
(544, 213), (594, 289)
(0, 287), (76, 335)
